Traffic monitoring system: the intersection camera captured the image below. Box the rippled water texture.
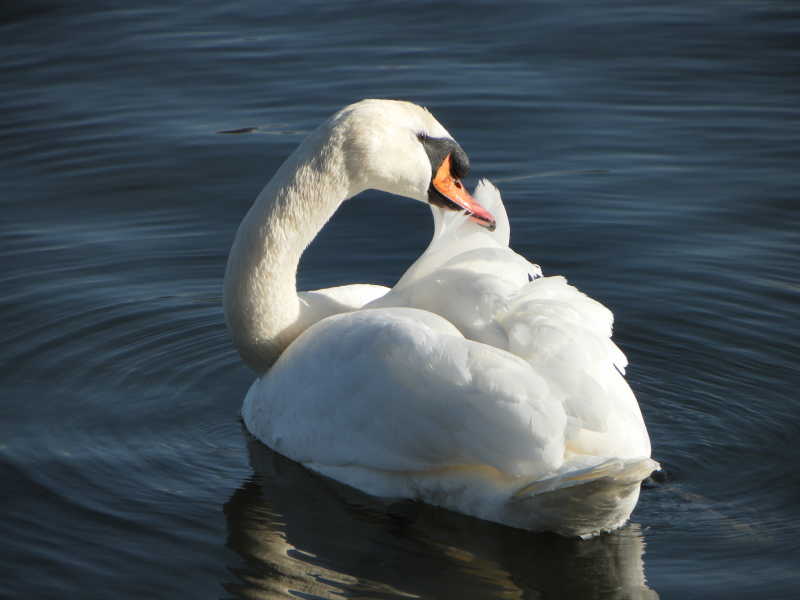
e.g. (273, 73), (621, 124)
(2, 2), (799, 598)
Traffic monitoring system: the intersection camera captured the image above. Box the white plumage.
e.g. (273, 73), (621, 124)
(228, 100), (657, 537)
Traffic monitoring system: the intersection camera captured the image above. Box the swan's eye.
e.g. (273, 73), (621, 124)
(454, 181), (463, 189)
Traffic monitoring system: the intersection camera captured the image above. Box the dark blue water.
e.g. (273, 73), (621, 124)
(3, 2), (799, 598)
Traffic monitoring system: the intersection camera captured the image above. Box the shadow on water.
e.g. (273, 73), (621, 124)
(222, 434), (658, 600)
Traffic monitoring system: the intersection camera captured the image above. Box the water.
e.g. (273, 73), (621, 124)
(2, 2), (798, 598)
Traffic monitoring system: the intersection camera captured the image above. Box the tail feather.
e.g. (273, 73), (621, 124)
(503, 457), (659, 537)
(512, 457), (660, 500)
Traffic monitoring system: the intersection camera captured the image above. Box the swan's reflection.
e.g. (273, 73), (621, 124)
(224, 434), (658, 599)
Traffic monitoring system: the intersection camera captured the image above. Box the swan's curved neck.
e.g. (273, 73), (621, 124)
(224, 127), (359, 372)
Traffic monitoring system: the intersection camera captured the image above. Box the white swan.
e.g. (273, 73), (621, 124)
(225, 99), (657, 537)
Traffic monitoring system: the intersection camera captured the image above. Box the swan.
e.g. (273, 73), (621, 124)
(224, 99), (658, 538)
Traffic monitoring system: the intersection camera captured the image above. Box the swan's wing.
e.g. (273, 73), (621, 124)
(370, 180), (539, 347)
(378, 179), (541, 342)
(430, 178), (511, 247)
(372, 271), (648, 460)
(243, 307), (568, 489)
(474, 178), (511, 246)
(393, 180), (516, 289)
(498, 276), (649, 459)
(294, 284), (391, 335)
(301, 283), (390, 311)
(370, 180), (649, 461)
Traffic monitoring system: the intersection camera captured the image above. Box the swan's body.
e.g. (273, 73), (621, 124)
(226, 99), (657, 537)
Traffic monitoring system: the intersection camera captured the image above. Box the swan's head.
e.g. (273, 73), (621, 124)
(330, 99), (496, 230)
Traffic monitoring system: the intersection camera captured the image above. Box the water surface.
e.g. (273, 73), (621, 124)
(2, 2), (799, 598)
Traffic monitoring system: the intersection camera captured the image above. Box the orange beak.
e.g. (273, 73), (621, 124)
(432, 155), (496, 231)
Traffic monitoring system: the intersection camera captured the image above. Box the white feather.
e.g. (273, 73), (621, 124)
(229, 100), (657, 537)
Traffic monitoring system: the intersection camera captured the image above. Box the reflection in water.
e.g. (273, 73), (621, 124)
(224, 435), (658, 599)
